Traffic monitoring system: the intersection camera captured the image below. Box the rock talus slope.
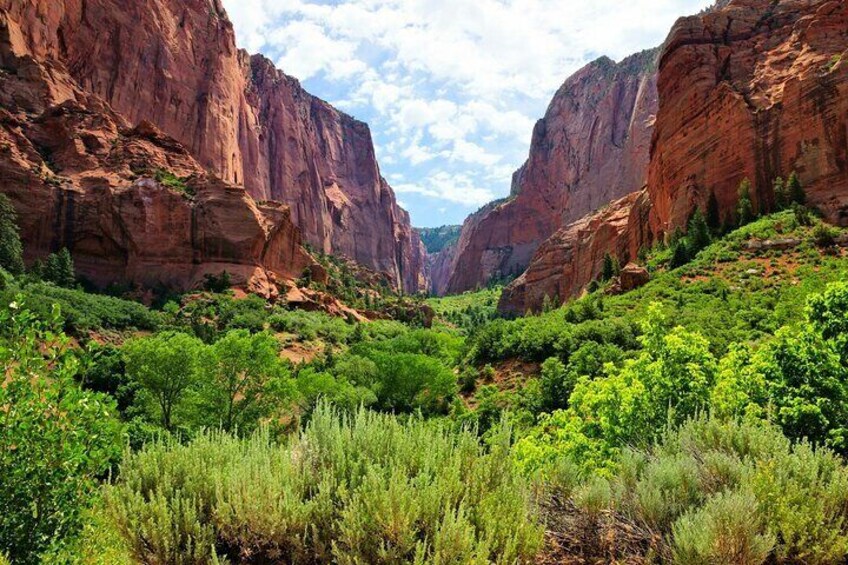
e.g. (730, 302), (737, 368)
(444, 49), (658, 294)
(0, 0), (426, 292)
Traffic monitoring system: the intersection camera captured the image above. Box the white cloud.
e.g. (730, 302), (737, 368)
(222, 0), (714, 225)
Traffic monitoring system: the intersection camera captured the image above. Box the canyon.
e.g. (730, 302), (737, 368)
(1, 0), (847, 314)
(434, 48), (659, 296)
(0, 0), (427, 294)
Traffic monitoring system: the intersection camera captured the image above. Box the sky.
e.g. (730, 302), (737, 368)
(221, 0), (714, 228)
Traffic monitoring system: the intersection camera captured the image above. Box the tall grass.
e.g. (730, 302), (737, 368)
(105, 404), (542, 564)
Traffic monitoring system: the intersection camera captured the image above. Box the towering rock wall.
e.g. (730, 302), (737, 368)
(0, 0), (427, 292)
(648, 0), (848, 236)
(500, 0), (848, 314)
(443, 49), (658, 294)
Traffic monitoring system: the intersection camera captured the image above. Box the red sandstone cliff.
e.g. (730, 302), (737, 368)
(0, 4), (314, 295)
(0, 0), (426, 292)
(443, 49), (658, 294)
(648, 0), (848, 235)
(500, 0), (848, 314)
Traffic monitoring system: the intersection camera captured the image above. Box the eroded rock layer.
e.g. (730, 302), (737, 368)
(444, 49), (658, 294)
(0, 10), (312, 295)
(648, 0), (848, 235)
(0, 0), (426, 291)
(501, 0), (848, 314)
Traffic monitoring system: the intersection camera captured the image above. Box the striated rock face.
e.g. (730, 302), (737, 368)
(501, 0), (848, 314)
(427, 242), (457, 296)
(0, 0), (426, 292)
(444, 49), (658, 294)
(0, 17), (313, 296)
(498, 191), (651, 315)
(648, 0), (848, 235)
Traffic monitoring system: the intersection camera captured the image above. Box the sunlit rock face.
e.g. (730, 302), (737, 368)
(0, 0), (428, 292)
(444, 48), (658, 294)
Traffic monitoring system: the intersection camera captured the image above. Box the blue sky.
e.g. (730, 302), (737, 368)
(221, 0), (713, 228)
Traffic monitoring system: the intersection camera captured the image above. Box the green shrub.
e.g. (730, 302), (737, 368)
(105, 405), (543, 564)
(0, 193), (24, 275)
(0, 301), (123, 562)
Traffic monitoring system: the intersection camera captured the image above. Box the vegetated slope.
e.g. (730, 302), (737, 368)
(501, 0), (848, 313)
(441, 48), (658, 294)
(0, 0), (428, 292)
(417, 225), (462, 254)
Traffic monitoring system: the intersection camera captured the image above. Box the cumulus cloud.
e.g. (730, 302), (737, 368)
(222, 0), (713, 226)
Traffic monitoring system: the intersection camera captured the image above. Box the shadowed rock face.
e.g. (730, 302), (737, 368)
(443, 49), (659, 294)
(0, 0), (427, 292)
(501, 0), (848, 314)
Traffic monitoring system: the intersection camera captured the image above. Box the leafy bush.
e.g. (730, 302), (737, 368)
(0, 281), (160, 333)
(0, 301), (123, 562)
(0, 193), (24, 275)
(541, 416), (848, 564)
(105, 405), (543, 564)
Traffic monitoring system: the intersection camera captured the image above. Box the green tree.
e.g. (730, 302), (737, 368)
(736, 178), (755, 226)
(539, 357), (576, 413)
(43, 248), (75, 287)
(0, 194), (24, 275)
(788, 171), (805, 205)
(202, 330), (287, 432)
(669, 240), (690, 268)
(0, 301), (123, 562)
(772, 176), (788, 210)
(706, 191), (721, 232)
(601, 252), (620, 281)
(688, 208), (711, 254)
(123, 332), (204, 431)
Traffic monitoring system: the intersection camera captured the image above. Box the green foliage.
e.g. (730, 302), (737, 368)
(542, 416), (848, 564)
(2, 281), (160, 333)
(202, 271), (232, 293)
(105, 405), (543, 564)
(200, 330), (291, 432)
(736, 178), (756, 226)
(788, 171), (805, 206)
(773, 176), (788, 210)
(0, 193), (24, 275)
(268, 308), (353, 343)
(417, 224), (461, 254)
(687, 208), (711, 254)
(427, 287), (501, 333)
(0, 300), (123, 562)
(154, 168), (194, 197)
(669, 239), (690, 268)
(601, 252), (620, 281)
(123, 332), (205, 431)
(515, 305), (716, 475)
(41, 248), (76, 287)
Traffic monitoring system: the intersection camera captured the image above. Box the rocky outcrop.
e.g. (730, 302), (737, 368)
(648, 0), (848, 236)
(444, 49), (658, 294)
(0, 0), (426, 292)
(501, 0), (848, 314)
(0, 25), (313, 295)
(498, 191), (650, 315)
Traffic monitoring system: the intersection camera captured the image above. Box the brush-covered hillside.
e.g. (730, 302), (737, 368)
(5, 178), (848, 563)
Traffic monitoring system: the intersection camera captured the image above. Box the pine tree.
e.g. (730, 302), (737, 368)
(706, 191), (721, 232)
(669, 240), (690, 269)
(736, 178), (755, 227)
(772, 177), (788, 210)
(688, 209), (711, 254)
(0, 194), (24, 275)
(788, 172), (805, 205)
(44, 248), (75, 287)
(601, 252), (620, 281)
